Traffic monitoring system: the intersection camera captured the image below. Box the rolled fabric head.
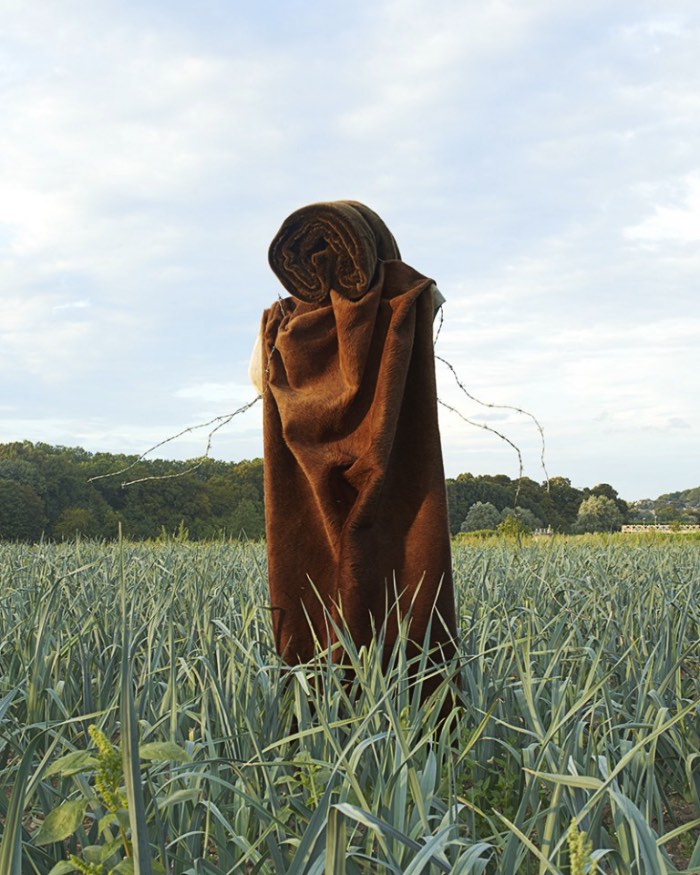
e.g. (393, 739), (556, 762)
(268, 201), (400, 303)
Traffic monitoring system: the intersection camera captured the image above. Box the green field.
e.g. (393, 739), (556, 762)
(1, 537), (699, 874)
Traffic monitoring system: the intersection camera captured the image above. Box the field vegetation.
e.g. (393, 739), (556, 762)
(7, 441), (693, 542)
(0, 536), (699, 873)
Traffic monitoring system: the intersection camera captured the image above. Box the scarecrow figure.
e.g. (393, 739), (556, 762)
(252, 201), (457, 672)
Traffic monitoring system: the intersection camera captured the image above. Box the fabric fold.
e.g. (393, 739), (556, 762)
(262, 201), (457, 671)
(268, 201), (400, 303)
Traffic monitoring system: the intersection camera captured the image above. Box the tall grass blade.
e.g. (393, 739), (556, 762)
(119, 536), (153, 875)
(0, 733), (43, 875)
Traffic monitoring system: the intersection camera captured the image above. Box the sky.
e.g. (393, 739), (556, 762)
(1, 0), (698, 502)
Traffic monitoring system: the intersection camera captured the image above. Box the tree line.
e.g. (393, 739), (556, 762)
(633, 487), (700, 524)
(0, 442), (265, 542)
(0, 440), (687, 542)
(446, 472), (631, 535)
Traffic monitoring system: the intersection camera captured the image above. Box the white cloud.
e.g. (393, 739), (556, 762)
(0, 291), (137, 380)
(0, 4), (289, 286)
(1, 1), (699, 500)
(52, 299), (91, 312)
(173, 381), (257, 404)
(540, 317), (700, 351)
(626, 175), (700, 243)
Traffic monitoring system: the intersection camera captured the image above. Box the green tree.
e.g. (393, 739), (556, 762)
(0, 479), (46, 540)
(461, 501), (501, 532)
(497, 514), (529, 540)
(202, 462), (264, 538)
(225, 497), (265, 539)
(500, 506), (542, 533)
(512, 477), (549, 526)
(573, 495), (624, 533)
(0, 458), (46, 494)
(53, 506), (105, 539)
(589, 483), (629, 520)
(121, 477), (213, 539)
(656, 503), (680, 524)
(545, 476), (584, 532)
(447, 474), (514, 535)
(447, 474), (481, 535)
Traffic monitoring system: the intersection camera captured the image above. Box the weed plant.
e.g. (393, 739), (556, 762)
(0, 537), (698, 873)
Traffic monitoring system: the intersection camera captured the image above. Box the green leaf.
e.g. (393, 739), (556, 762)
(325, 806), (347, 875)
(113, 860), (164, 875)
(403, 826), (456, 875)
(34, 800), (87, 845)
(82, 844), (103, 864)
(524, 769), (603, 791)
(100, 836), (125, 861)
(47, 862), (80, 875)
(157, 788), (200, 808)
(98, 811), (120, 833)
(116, 808), (131, 832)
(139, 741), (191, 762)
(0, 733), (43, 875)
(45, 751), (99, 778)
(333, 803), (454, 871)
(492, 811), (563, 875)
(120, 544), (153, 875)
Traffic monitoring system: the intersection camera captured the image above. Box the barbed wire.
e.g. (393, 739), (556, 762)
(88, 296), (290, 489)
(87, 397), (262, 487)
(435, 353), (549, 490)
(89, 293), (548, 504)
(437, 397), (526, 507)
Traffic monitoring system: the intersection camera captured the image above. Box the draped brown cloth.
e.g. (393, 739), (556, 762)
(261, 201), (457, 671)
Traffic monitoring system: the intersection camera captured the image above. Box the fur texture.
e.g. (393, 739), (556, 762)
(263, 202), (457, 671)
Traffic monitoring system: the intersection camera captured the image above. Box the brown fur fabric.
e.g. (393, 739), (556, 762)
(262, 201), (457, 670)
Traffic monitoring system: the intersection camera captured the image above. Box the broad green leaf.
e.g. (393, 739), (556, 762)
(82, 845), (103, 864)
(47, 862), (80, 875)
(34, 800), (87, 845)
(689, 833), (700, 869)
(139, 741), (191, 762)
(403, 827), (456, 875)
(113, 860), (164, 875)
(493, 811), (563, 875)
(100, 835), (126, 861)
(0, 689), (17, 724)
(45, 751), (99, 778)
(98, 811), (120, 833)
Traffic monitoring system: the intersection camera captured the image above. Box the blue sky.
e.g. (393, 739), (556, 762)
(1, 0), (698, 500)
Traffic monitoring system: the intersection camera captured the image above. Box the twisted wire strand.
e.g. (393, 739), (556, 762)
(91, 294), (547, 505)
(437, 397), (526, 506)
(88, 297), (289, 488)
(87, 396), (262, 487)
(435, 353), (549, 490)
